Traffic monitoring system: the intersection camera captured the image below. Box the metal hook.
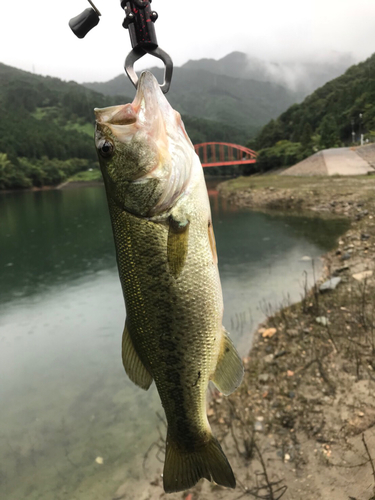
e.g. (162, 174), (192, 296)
(125, 47), (173, 94)
(121, 0), (173, 93)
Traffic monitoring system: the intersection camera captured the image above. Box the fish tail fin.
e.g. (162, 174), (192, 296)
(163, 432), (236, 493)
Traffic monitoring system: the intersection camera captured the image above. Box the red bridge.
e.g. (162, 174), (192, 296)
(194, 142), (257, 167)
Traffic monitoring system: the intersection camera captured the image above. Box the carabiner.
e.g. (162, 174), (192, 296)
(120, 0), (173, 94)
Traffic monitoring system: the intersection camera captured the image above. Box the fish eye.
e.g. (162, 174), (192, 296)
(98, 139), (114, 158)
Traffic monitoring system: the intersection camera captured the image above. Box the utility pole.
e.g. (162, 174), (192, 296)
(351, 119), (355, 144)
(359, 113), (364, 146)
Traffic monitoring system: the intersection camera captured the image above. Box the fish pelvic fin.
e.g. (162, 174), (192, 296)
(163, 432), (236, 493)
(167, 215), (190, 278)
(211, 328), (244, 396)
(122, 322), (153, 390)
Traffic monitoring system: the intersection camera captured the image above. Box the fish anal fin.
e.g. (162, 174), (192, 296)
(163, 432), (235, 493)
(167, 215), (190, 278)
(208, 220), (218, 264)
(122, 322), (153, 390)
(211, 328), (244, 396)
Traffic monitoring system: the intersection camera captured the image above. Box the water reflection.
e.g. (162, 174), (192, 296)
(0, 188), (114, 303)
(0, 184), (348, 499)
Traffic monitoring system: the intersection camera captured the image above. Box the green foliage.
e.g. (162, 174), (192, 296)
(256, 141), (305, 172)
(69, 168), (102, 182)
(0, 153), (95, 190)
(0, 153), (32, 189)
(0, 63), (133, 189)
(301, 122), (313, 148)
(182, 115), (250, 145)
(252, 119), (286, 150)
(252, 53), (375, 152)
(0, 63), (133, 167)
(0, 107), (97, 162)
(318, 114), (341, 149)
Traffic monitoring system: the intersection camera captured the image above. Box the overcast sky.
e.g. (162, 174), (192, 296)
(1, 0), (375, 83)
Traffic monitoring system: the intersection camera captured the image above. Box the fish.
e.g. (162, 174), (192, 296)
(94, 71), (244, 493)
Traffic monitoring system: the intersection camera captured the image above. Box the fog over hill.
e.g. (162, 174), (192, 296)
(84, 59), (301, 134)
(182, 51), (355, 95)
(253, 51), (375, 151)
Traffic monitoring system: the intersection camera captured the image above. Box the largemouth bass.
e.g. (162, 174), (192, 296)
(94, 71), (243, 493)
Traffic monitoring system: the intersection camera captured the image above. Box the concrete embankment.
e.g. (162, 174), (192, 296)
(282, 143), (375, 176)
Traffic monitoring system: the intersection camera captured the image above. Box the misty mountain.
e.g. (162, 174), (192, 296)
(252, 52), (375, 157)
(182, 51), (355, 95)
(84, 51), (354, 134)
(84, 64), (302, 135)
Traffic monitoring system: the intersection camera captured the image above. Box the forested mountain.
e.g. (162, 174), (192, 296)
(250, 53), (375, 171)
(0, 63), (127, 162)
(0, 63), (248, 189)
(84, 51), (354, 128)
(84, 64), (302, 134)
(0, 63), (132, 189)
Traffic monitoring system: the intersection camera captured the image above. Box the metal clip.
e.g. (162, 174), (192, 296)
(121, 0), (173, 94)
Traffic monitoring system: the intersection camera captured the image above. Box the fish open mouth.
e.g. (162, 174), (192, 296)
(95, 72), (172, 128)
(95, 71), (191, 151)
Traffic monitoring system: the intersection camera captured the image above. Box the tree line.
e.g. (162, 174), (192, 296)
(0, 154), (95, 190)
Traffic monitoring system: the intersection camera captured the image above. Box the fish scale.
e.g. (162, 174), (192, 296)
(95, 71), (243, 493)
(112, 195), (220, 437)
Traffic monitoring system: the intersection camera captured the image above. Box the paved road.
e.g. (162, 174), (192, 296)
(323, 147), (374, 175)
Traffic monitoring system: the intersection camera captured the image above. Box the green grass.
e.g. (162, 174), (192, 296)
(69, 169), (102, 182)
(32, 107), (94, 137)
(221, 173), (375, 192)
(64, 121), (94, 137)
(31, 107), (54, 120)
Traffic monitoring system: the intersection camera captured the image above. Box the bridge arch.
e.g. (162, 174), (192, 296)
(194, 142), (257, 167)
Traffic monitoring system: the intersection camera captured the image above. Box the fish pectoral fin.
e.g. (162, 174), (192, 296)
(211, 328), (244, 396)
(208, 220), (218, 265)
(122, 322), (153, 390)
(167, 215), (190, 278)
(163, 432), (235, 493)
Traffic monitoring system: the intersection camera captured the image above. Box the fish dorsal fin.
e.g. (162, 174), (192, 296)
(208, 220), (218, 265)
(122, 321), (153, 390)
(211, 328), (243, 396)
(167, 214), (190, 278)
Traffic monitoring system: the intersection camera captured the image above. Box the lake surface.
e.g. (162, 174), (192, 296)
(0, 183), (348, 499)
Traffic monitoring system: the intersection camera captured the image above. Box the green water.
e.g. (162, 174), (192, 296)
(0, 185), (348, 499)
